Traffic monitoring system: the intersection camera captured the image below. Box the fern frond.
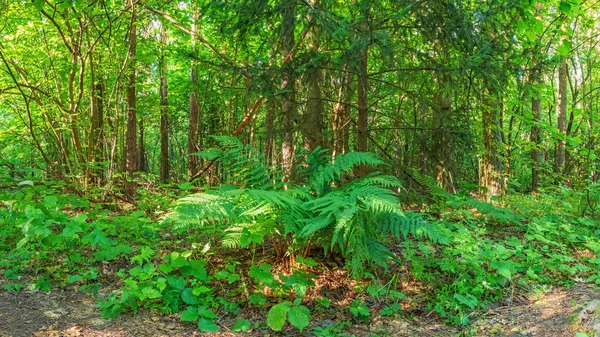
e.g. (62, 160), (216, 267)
(298, 215), (336, 237)
(335, 152), (385, 174)
(461, 198), (519, 224)
(164, 191), (235, 229)
(354, 173), (404, 189)
(376, 211), (446, 244)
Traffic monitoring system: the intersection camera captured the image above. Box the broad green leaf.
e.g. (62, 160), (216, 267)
(232, 318), (251, 332)
(180, 307), (200, 322)
(192, 286), (211, 296)
(181, 288), (199, 305)
(266, 302), (291, 331)
(44, 196), (58, 206)
(288, 306), (310, 332)
(316, 297), (331, 308)
(197, 318), (218, 332)
(249, 293), (267, 305)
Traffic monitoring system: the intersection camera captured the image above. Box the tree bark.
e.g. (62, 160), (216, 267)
(531, 68), (542, 193)
(301, 0), (324, 151)
(480, 87), (503, 201)
(280, 0), (297, 179)
(188, 6), (201, 181)
(160, 25), (169, 183)
(125, 0), (137, 198)
(333, 65), (352, 157)
(432, 74), (456, 193)
(555, 60), (567, 175)
(88, 57), (104, 185)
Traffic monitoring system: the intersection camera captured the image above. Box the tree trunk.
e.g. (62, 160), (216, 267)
(125, 0), (137, 198)
(87, 54), (105, 187)
(333, 65), (352, 157)
(188, 6), (200, 181)
(160, 26), (169, 183)
(531, 68), (542, 193)
(432, 75), (456, 193)
(555, 60), (567, 176)
(480, 87), (503, 201)
(280, 0), (297, 179)
(137, 119), (146, 172)
(301, 0), (324, 151)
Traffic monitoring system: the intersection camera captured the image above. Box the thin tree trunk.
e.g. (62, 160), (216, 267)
(125, 0), (137, 198)
(555, 60), (567, 175)
(137, 119), (146, 172)
(432, 74), (455, 193)
(188, 6), (200, 181)
(280, 0), (297, 179)
(88, 57), (104, 186)
(531, 68), (542, 193)
(301, 0), (324, 150)
(160, 25), (169, 183)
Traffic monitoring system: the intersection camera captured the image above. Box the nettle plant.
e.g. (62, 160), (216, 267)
(166, 136), (445, 276)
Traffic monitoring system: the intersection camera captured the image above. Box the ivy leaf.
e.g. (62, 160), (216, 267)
(266, 302), (291, 331)
(288, 305), (310, 332)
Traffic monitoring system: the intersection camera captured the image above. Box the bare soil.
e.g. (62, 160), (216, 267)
(0, 283), (597, 337)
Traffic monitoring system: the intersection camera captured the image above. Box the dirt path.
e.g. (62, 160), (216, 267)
(0, 283), (597, 337)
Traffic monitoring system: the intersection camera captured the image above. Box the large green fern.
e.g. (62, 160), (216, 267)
(166, 136), (446, 277)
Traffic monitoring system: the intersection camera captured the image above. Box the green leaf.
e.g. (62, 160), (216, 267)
(167, 276), (186, 291)
(490, 259), (514, 280)
(187, 260), (208, 281)
(198, 306), (218, 319)
(180, 307), (200, 322)
(453, 293), (478, 309)
(197, 318), (218, 332)
(316, 297), (330, 308)
(44, 196), (58, 207)
(266, 302), (291, 331)
(170, 256), (189, 268)
(559, 1), (571, 13)
(249, 293), (267, 305)
(192, 286), (211, 296)
(232, 318), (251, 332)
(67, 275), (84, 283)
(181, 288), (199, 305)
(288, 306), (310, 332)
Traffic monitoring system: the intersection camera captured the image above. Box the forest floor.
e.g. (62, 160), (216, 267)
(0, 281), (596, 337)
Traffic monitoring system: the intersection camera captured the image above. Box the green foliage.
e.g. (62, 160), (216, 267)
(266, 299), (310, 332)
(167, 137), (444, 276)
(348, 299), (370, 322)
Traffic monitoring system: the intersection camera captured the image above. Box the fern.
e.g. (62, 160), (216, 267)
(166, 137), (446, 277)
(377, 212), (447, 244)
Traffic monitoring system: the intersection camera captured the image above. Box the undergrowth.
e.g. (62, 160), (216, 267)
(0, 140), (599, 334)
